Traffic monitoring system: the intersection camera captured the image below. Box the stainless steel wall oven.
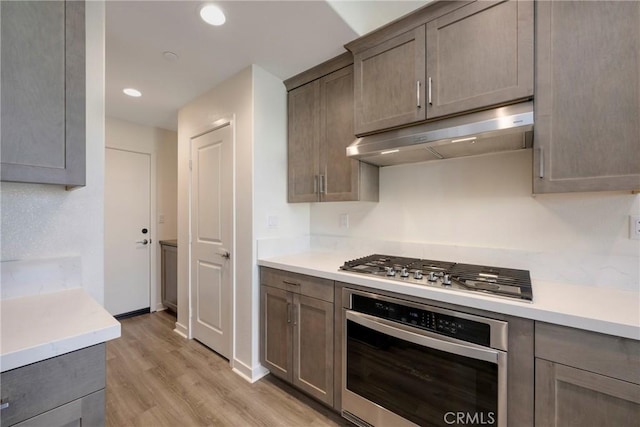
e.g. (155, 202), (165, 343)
(342, 289), (508, 427)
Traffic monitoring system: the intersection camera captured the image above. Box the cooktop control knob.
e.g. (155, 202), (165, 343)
(428, 272), (437, 282)
(385, 267), (396, 277)
(414, 270), (423, 280)
(400, 267), (410, 278)
(443, 274), (452, 285)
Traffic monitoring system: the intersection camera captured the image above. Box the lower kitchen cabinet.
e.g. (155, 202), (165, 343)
(0, 344), (105, 427)
(535, 322), (640, 426)
(260, 268), (334, 406)
(160, 240), (178, 314)
(260, 268), (640, 427)
(12, 390), (104, 427)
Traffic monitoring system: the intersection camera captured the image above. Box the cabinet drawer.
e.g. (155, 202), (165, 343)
(535, 322), (640, 384)
(14, 389), (104, 427)
(0, 344), (105, 426)
(260, 267), (334, 302)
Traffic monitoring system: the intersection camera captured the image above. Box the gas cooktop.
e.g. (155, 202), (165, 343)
(340, 254), (533, 302)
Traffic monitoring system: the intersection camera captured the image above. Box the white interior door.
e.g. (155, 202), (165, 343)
(190, 122), (233, 359)
(105, 148), (151, 316)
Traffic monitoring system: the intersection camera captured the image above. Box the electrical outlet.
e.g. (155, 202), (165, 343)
(268, 215), (279, 229)
(158, 214), (165, 224)
(339, 213), (349, 229)
(630, 215), (640, 240)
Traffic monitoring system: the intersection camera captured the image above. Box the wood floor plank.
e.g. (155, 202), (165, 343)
(106, 311), (349, 427)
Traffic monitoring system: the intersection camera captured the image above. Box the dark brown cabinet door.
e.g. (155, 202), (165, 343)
(534, 0), (640, 193)
(287, 81), (320, 202)
(260, 286), (293, 381)
(535, 359), (640, 427)
(353, 26), (426, 135)
(287, 65), (379, 203)
(0, 0), (85, 187)
(425, 0), (533, 119)
(319, 65), (359, 202)
(292, 294), (334, 406)
(160, 243), (178, 313)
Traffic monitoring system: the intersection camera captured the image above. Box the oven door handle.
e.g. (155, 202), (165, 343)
(346, 310), (501, 364)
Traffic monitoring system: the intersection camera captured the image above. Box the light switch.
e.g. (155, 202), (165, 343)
(630, 215), (640, 240)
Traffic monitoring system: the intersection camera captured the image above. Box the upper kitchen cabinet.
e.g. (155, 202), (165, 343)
(287, 80), (320, 202)
(351, 26), (426, 135)
(534, 0), (640, 193)
(425, 0), (533, 119)
(286, 53), (379, 203)
(1, 0), (86, 188)
(346, 0), (532, 136)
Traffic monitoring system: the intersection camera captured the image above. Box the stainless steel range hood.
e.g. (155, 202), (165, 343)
(347, 102), (534, 167)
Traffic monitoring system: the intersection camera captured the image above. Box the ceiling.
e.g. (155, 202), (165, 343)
(105, 0), (429, 131)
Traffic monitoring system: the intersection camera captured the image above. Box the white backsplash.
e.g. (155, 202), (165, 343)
(257, 236), (311, 259)
(304, 150), (639, 292)
(1, 257), (82, 300)
(258, 235), (638, 292)
(309, 236), (639, 291)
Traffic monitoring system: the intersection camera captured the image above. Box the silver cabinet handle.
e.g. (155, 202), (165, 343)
(416, 80), (421, 108)
(319, 175), (326, 195)
(313, 175), (318, 194)
(538, 147), (544, 178)
(136, 239), (149, 245)
(1, 401), (9, 411)
(287, 303), (291, 324)
(293, 304), (297, 326)
(428, 77), (433, 105)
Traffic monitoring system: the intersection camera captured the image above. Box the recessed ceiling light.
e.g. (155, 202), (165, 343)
(123, 88), (142, 97)
(199, 4), (226, 26)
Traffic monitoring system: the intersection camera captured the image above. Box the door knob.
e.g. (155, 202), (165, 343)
(217, 250), (230, 259)
(136, 239), (149, 245)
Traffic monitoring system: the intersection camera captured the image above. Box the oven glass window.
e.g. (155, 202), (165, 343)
(347, 320), (498, 427)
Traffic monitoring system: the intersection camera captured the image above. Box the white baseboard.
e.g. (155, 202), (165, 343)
(232, 359), (269, 383)
(173, 322), (188, 338)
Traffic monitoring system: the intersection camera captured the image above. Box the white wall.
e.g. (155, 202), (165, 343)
(156, 130), (178, 243)
(177, 66), (254, 369)
(177, 65), (309, 381)
(310, 149), (640, 289)
(0, 1), (106, 303)
(252, 65), (310, 372)
(105, 117), (178, 310)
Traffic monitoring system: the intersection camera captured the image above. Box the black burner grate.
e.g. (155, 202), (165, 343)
(407, 259), (456, 272)
(341, 254), (533, 301)
(449, 263), (533, 300)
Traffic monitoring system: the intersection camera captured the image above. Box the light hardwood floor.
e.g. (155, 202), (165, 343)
(106, 310), (349, 427)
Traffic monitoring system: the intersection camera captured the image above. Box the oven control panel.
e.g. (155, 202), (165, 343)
(351, 294), (491, 347)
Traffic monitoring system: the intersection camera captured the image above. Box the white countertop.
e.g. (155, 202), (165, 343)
(0, 289), (121, 372)
(259, 251), (640, 341)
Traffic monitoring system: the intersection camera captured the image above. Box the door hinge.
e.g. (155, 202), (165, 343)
(189, 159), (193, 170)
(538, 147), (544, 178)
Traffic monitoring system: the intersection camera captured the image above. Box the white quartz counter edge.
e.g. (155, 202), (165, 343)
(258, 252), (640, 341)
(1, 289), (121, 372)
